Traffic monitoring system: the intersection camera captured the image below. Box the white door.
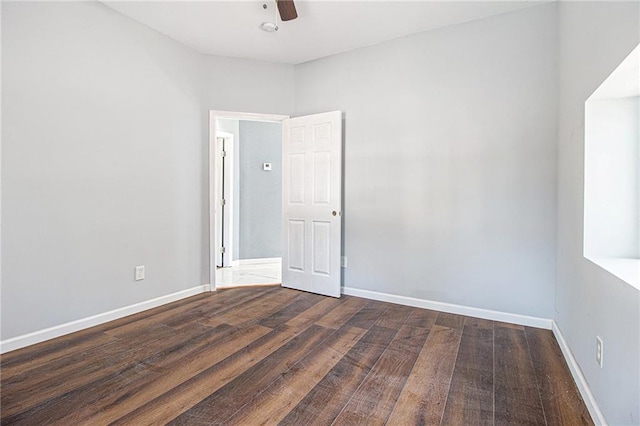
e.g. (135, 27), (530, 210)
(282, 111), (342, 298)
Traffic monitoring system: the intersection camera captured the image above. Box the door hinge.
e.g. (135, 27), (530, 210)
(221, 150), (227, 158)
(220, 199), (226, 206)
(220, 247), (226, 254)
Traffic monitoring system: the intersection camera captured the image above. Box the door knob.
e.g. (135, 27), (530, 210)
(332, 211), (337, 216)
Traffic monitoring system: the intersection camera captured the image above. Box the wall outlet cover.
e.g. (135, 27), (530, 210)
(135, 265), (145, 281)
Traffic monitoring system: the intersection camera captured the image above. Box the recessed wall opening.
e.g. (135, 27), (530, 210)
(584, 44), (640, 289)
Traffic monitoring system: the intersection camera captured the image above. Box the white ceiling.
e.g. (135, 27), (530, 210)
(103, 1), (546, 64)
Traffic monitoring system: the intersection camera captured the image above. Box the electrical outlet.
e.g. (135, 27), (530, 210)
(341, 256), (347, 268)
(596, 336), (603, 368)
(135, 265), (145, 281)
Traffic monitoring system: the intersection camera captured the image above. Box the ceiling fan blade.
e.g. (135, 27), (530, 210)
(277, 0), (298, 21)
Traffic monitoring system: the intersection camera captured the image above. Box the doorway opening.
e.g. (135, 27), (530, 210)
(209, 110), (344, 297)
(209, 111), (289, 290)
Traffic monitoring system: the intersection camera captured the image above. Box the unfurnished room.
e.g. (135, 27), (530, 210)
(1, 0), (639, 425)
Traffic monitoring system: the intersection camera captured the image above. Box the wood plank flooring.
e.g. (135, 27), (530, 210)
(1, 287), (593, 425)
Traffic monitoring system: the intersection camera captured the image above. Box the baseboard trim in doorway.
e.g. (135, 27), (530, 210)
(217, 283), (281, 290)
(0, 284), (210, 354)
(232, 258), (281, 267)
(341, 286), (552, 329)
(552, 321), (607, 426)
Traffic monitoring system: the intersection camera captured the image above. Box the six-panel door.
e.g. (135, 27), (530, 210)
(282, 111), (342, 298)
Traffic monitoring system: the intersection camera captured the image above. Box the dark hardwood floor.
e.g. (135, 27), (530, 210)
(1, 286), (593, 425)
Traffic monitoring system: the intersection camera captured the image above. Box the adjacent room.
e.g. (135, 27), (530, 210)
(214, 116), (283, 288)
(1, 1), (638, 425)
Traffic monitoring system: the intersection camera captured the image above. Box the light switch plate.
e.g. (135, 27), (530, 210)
(263, 163), (272, 171)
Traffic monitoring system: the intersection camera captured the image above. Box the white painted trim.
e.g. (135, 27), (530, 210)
(210, 110), (290, 123)
(215, 131), (235, 268)
(209, 112), (217, 291)
(552, 321), (607, 426)
(237, 257), (281, 266)
(209, 110), (289, 292)
(339, 287), (604, 424)
(225, 136), (234, 267)
(216, 131), (234, 138)
(0, 285), (210, 354)
(341, 286), (553, 329)
(223, 259), (280, 269)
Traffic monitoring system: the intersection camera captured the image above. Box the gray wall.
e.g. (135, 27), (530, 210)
(1, 1), (294, 340)
(294, 4), (558, 318)
(202, 56), (293, 117)
(556, 2), (640, 424)
(238, 121), (282, 259)
(3, 4), (639, 422)
(201, 48), (293, 268)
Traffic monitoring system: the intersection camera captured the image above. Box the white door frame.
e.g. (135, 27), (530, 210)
(215, 130), (234, 268)
(209, 110), (289, 291)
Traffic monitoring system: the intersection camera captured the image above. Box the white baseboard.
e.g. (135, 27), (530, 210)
(1, 281), (604, 425)
(237, 257), (281, 266)
(0, 284), (210, 354)
(340, 286), (602, 425)
(341, 286), (553, 329)
(552, 321), (607, 426)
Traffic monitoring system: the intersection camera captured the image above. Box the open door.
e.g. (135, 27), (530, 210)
(282, 111), (342, 298)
